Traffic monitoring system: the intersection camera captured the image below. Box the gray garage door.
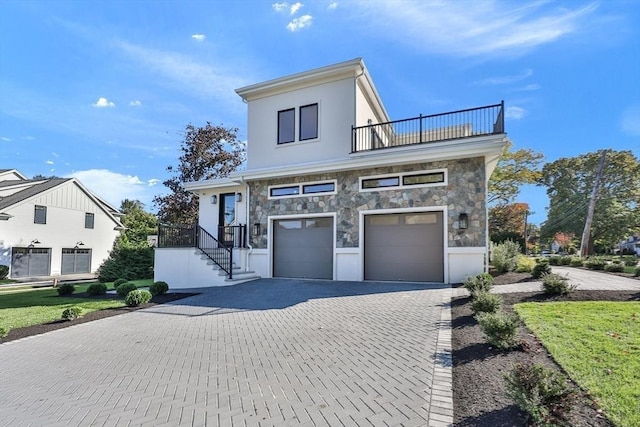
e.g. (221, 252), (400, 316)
(365, 212), (444, 282)
(61, 248), (92, 274)
(273, 217), (333, 279)
(11, 247), (51, 277)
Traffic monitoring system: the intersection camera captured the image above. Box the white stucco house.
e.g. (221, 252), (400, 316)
(0, 169), (124, 278)
(155, 58), (508, 288)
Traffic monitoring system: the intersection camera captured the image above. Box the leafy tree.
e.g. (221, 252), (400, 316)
(115, 199), (158, 248)
(153, 123), (245, 224)
(489, 140), (544, 205)
(539, 149), (640, 253)
(32, 174), (62, 180)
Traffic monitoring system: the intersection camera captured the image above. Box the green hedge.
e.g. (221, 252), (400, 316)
(97, 247), (154, 282)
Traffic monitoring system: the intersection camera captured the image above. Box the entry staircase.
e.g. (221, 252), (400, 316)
(158, 224), (259, 284)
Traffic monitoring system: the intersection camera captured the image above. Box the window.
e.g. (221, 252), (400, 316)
(402, 172), (445, 186)
(34, 205), (46, 224)
(270, 186), (300, 197)
(360, 169), (447, 191)
(85, 213), (95, 229)
(362, 177), (400, 189)
(269, 180), (336, 199)
(299, 104), (318, 140)
(278, 108), (295, 144)
(303, 182), (335, 194)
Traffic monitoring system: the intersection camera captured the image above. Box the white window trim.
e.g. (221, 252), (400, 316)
(359, 168), (447, 193)
(268, 179), (337, 200)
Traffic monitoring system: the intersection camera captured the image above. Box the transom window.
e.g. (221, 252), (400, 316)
(34, 205), (47, 224)
(269, 180), (336, 199)
(360, 170), (446, 191)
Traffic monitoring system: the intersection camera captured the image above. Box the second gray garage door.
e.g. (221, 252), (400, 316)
(365, 212), (444, 282)
(61, 248), (92, 274)
(273, 217), (333, 279)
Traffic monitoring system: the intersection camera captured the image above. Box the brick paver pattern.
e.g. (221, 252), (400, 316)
(0, 279), (453, 427)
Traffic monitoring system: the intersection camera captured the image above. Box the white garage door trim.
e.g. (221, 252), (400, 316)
(268, 213), (337, 279)
(359, 207), (448, 283)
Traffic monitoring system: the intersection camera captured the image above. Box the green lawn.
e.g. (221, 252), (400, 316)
(515, 301), (640, 427)
(0, 279), (153, 332)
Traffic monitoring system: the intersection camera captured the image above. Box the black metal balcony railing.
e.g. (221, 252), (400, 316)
(157, 224), (248, 279)
(351, 101), (504, 153)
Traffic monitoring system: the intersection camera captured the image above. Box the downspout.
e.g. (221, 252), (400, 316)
(239, 175), (253, 272)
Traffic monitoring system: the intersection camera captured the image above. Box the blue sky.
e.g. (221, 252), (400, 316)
(1, 0), (638, 225)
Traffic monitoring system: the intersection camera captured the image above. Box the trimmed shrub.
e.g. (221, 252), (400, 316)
(476, 311), (520, 349)
(604, 263), (624, 273)
(113, 278), (128, 288)
(125, 289), (152, 307)
(0, 326), (8, 339)
(549, 256), (562, 266)
(515, 255), (535, 273)
(56, 283), (75, 296)
(97, 246), (154, 282)
(635, 266), (640, 277)
(116, 282), (137, 297)
(569, 257), (584, 267)
(531, 261), (551, 279)
(149, 281), (169, 296)
(585, 258), (605, 270)
(559, 256), (571, 266)
(86, 283), (107, 296)
(541, 273), (576, 295)
(492, 240), (521, 273)
(504, 363), (577, 426)
(622, 256), (638, 267)
(0, 265), (9, 280)
(463, 273), (494, 298)
(61, 306), (83, 321)
(471, 292), (502, 315)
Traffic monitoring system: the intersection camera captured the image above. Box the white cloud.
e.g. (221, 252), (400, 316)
(290, 2), (303, 14)
(129, 100), (142, 106)
(67, 169), (161, 209)
(147, 178), (162, 187)
(328, 1), (338, 10)
(191, 34), (206, 42)
(516, 84), (541, 91)
(273, 2), (288, 12)
(1, 136), (10, 142)
(92, 97), (115, 108)
(51, 151), (59, 158)
(287, 14), (313, 32)
(45, 160), (54, 165)
(620, 104), (640, 136)
(505, 106), (526, 120)
(477, 69), (533, 85)
(352, 1), (599, 57)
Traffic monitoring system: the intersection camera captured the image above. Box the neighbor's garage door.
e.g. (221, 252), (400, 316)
(365, 212), (444, 282)
(61, 248), (91, 274)
(273, 217), (333, 279)
(11, 247), (51, 277)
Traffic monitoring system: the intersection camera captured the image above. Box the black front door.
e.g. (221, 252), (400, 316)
(218, 193), (236, 246)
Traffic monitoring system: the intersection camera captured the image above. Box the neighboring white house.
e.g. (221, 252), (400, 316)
(155, 58), (508, 288)
(0, 169), (124, 278)
(617, 235), (640, 256)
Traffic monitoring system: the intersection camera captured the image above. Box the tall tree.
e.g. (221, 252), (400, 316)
(116, 200), (158, 248)
(489, 202), (529, 249)
(539, 149), (640, 253)
(153, 123), (245, 224)
(488, 140), (544, 205)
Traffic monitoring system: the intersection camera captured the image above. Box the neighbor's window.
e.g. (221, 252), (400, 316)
(299, 103), (318, 140)
(278, 108), (295, 144)
(34, 205), (47, 224)
(85, 213), (95, 229)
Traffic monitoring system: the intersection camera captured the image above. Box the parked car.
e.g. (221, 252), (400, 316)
(541, 250), (552, 257)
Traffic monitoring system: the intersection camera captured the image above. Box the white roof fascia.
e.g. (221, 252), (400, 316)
(0, 169), (28, 181)
(183, 177), (244, 192)
(223, 134), (508, 183)
(235, 58), (364, 101)
(65, 179), (125, 229)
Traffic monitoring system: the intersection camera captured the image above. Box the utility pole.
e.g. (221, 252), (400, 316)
(580, 150), (608, 257)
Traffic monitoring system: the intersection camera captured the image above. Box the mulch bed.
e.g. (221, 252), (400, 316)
(1, 292), (198, 344)
(452, 285), (640, 426)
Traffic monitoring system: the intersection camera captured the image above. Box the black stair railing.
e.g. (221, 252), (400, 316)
(197, 226), (233, 279)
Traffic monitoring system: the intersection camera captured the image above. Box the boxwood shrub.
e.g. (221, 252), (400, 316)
(113, 278), (128, 288)
(149, 281), (169, 296)
(604, 263), (624, 273)
(61, 306), (83, 321)
(569, 257), (584, 267)
(57, 283), (75, 296)
(585, 258), (606, 270)
(125, 289), (152, 307)
(476, 311), (520, 349)
(86, 283), (107, 296)
(531, 261), (551, 279)
(116, 282), (137, 297)
(541, 273), (576, 295)
(471, 291), (502, 315)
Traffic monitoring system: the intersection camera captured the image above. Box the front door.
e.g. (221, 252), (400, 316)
(218, 193), (236, 246)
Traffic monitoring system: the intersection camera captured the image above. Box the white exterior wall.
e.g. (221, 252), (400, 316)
(355, 81), (384, 127)
(0, 183), (119, 276)
(246, 77), (355, 170)
(194, 185), (248, 234)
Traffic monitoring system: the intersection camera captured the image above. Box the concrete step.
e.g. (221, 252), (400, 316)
(224, 272), (261, 283)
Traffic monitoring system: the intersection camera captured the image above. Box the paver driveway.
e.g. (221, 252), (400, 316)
(0, 279), (453, 427)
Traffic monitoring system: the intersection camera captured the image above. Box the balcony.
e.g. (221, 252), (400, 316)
(351, 101), (504, 153)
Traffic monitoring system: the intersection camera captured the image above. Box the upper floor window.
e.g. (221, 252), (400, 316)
(34, 205), (47, 224)
(278, 108), (295, 144)
(299, 104), (318, 140)
(85, 213), (95, 229)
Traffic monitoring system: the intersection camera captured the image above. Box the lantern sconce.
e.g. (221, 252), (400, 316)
(29, 239), (41, 247)
(210, 195), (217, 204)
(236, 193), (242, 203)
(75, 241), (84, 249)
(253, 223), (261, 236)
(459, 213), (468, 230)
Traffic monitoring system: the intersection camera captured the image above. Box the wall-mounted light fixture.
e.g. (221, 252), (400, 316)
(236, 193), (242, 203)
(253, 223), (261, 236)
(30, 239), (41, 245)
(210, 195), (217, 204)
(458, 213), (468, 230)
(75, 241), (84, 249)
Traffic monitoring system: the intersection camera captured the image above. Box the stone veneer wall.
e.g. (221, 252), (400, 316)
(249, 157), (486, 249)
